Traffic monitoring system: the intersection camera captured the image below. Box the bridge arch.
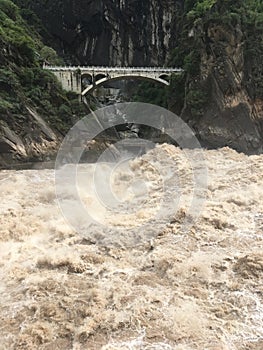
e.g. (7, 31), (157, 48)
(94, 73), (107, 82)
(81, 74), (169, 96)
(159, 74), (170, 81)
(82, 73), (93, 87)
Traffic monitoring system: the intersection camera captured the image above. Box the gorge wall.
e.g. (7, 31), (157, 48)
(21, 0), (181, 66)
(0, 0), (87, 167)
(2, 0), (263, 164)
(180, 7), (263, 154)
(19, 0), (263, 154)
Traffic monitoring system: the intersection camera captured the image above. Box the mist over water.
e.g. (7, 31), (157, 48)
(0, 144), (263, 349)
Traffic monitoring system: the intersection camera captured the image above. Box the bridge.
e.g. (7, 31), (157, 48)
(43, 65), (183, 96)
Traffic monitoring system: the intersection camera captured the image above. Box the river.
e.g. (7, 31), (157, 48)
(0, 144), (263, 349)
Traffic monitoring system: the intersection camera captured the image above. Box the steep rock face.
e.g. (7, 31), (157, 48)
(27, 0), (263, 154)
(26, 0), (181, 66)
(12, 0), (263, 155)
(182, 20), (263, 154)
(0, 0), (87, 168)
(0, 107), (60, 167)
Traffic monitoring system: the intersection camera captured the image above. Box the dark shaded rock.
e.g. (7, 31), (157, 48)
(23, 0), (180, 66)
(9, 0), (263, 155)
(182, 20), (263, 154)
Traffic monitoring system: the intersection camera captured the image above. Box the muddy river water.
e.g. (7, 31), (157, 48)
(0, 144), (262, 349)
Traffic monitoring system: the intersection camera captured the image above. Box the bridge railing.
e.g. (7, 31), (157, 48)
(43, 64), (183, 73)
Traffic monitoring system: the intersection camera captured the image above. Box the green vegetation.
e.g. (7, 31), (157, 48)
(133, 0), (263, 117)
(187, 0), (217, 19)
(0, 0), (85, 134)
(133, 81), (169, 108)
(1, 0), (262, 135)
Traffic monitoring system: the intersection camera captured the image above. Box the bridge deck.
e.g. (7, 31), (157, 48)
(43, 65), (182, 73)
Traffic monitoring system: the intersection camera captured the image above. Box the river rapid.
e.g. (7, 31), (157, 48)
(0, 144), (262, 349)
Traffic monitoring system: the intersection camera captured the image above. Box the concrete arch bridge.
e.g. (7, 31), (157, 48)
(43, 65), (183, 96)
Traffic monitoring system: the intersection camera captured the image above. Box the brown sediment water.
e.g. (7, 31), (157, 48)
(0, 144), (262, 349)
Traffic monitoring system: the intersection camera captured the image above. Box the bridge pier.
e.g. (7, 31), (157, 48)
(48, 69), (82, 94)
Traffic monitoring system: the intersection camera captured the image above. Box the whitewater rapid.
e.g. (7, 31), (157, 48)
(0, 144), (262, 349)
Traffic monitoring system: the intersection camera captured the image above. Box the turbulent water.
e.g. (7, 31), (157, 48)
(0, 144), (263, 350)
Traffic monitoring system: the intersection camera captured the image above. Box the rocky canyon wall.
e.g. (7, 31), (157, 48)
(25, 0), (263, 153)
(22, 0), (182, 66)
(8, 0), (263, 156)
(181, 17), (263, 154)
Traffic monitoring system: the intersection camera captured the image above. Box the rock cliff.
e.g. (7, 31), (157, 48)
(17, 0), (180, 66)
(18, 0), (263, 154)
(181, 15), (263, 153)
(0, 0), (86, 167)
(6, 0), (263, 157)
